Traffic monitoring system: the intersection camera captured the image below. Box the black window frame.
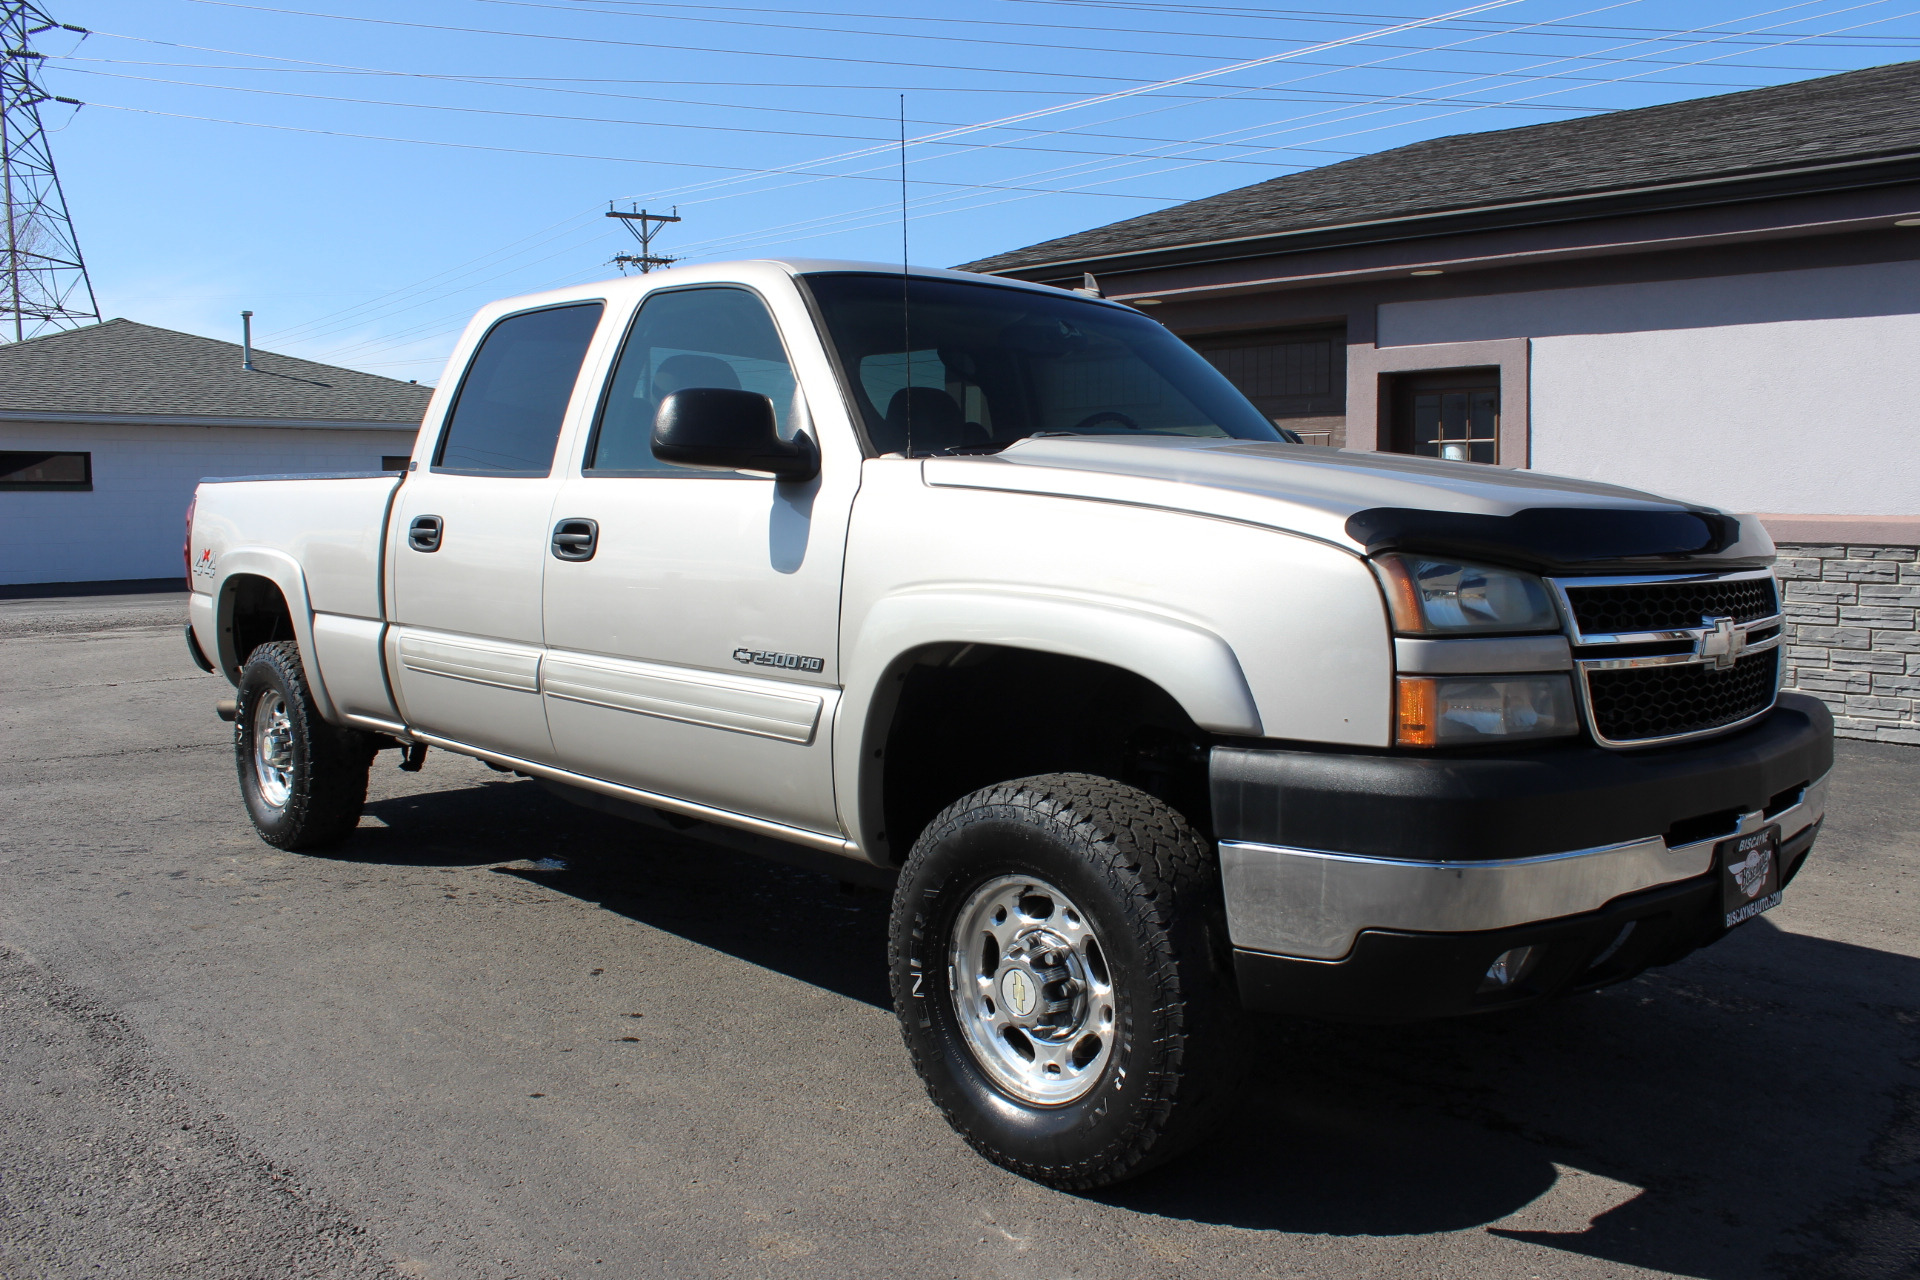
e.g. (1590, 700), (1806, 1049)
(0, 450), (93, 491)
(430, 299), (605, 478)
(579, 282), (800, 480)
(1387, 367), (1501, 464)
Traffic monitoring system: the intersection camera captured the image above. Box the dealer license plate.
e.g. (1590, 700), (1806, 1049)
(1719, 825), (1782, 928)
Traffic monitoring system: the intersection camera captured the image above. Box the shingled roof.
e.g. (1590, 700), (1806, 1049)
(0, 319), (433, 424)
(960, 58), (1920, 276)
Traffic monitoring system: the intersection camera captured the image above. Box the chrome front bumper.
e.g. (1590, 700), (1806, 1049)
(1220, 771), (1828, 961)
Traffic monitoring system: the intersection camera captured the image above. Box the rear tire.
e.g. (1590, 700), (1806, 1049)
(235, 640), (374, 851)
(888, 772), (1246, 1189)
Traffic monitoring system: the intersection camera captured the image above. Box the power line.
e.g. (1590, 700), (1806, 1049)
(318, 0), (1635, 318)
(86, 24), (1883, 96)
(55, 68), (1367, 166)
(661, 0), (1906, 261)
(77, 101), (1201, 197)
(467, 0), (1920, 54)
(883, 0), (1920, 242)
(128, 0), (1918, 377)
(57, 56), (1646, 125)
(594, 0), (1627, 221)
(176, 0), (1920, 81)
(1009, 0), (1920, 42)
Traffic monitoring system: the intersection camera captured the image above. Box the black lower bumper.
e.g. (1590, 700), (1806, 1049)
(1212, 693), (1833, 860)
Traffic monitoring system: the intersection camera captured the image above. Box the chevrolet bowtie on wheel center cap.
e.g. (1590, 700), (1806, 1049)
(954, 875), (1115, 1106)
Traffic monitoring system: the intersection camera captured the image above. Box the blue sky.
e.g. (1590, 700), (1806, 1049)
(33, 0), (1920, 383)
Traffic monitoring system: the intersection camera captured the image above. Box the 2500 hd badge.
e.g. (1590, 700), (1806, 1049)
(732, 647), (824, 673)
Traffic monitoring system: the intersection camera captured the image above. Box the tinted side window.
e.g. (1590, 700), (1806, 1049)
(435, 302), (603, 475)
(588, 288), (796, 474)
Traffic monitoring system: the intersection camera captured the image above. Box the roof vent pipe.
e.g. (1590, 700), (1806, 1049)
(240, 310), (255, 372)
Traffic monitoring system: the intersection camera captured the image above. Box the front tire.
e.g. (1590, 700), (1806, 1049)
(888, 773), (1246, 1189)
(235, 640), (374, 851)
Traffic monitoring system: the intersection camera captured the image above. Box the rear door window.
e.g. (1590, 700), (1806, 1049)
(434, 302), (604, 475)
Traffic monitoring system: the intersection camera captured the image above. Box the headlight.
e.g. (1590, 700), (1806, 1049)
(1374, 554), (1558, 634)
(1396, 674), (1579, 747)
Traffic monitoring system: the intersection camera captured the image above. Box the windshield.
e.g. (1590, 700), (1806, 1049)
(803, 273), (1285, 456)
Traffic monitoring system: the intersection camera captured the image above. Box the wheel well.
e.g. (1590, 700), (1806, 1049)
(875, 645), (1212, 863)
(223, 574), (295, 670)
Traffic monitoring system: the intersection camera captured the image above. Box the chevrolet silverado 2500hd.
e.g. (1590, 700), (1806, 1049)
(185, 259), (1832, 1189)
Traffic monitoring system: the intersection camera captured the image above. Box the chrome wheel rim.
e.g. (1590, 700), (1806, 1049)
(252, 692), (294, 810)
(949, 874), (1116, 1106)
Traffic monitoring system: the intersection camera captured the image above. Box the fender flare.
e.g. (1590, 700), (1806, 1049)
(834, 588), (1261, 860)
(210, 549), (342, 725)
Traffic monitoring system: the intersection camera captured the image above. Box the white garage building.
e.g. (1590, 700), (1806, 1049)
(0, 320), (430, 587)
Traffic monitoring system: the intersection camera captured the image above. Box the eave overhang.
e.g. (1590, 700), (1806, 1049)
(972, 148), (1920, 285)
(0, 410), (423, 431)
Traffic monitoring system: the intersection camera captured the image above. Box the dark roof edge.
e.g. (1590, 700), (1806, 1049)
(0, 409), (423, 430)
(969, 147), (1920, 280)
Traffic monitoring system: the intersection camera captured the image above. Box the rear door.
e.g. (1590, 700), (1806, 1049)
(389, 301), (604, 761)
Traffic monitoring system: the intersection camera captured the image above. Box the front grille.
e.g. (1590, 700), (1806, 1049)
(1586, 649), (1779, 743)
(1566, 577), (1777, 636)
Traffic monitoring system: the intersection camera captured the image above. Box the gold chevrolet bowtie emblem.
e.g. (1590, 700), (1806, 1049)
(1695, 615), (1744, 671)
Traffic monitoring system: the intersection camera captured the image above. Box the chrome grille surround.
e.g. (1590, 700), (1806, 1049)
(1546, 568), (1784, 750)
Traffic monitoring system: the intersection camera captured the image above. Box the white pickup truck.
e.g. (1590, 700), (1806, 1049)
(185, 258), (1832, 1188)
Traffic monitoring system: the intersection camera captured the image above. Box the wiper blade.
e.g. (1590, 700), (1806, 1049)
(925, 441), (1014, 456)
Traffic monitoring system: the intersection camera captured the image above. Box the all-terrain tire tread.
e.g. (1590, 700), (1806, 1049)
(236, 641), (373, 851)
(890, 772), (1247, 1190)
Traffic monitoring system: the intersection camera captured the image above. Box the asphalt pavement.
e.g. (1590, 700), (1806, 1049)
(1, 595), (1916, 1280)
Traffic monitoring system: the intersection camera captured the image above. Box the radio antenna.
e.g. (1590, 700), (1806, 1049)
(899, 93), (912, 458)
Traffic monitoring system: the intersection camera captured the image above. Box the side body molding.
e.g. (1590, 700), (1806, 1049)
(208, 548), (340, 724)
(836, 587), (1261, 859)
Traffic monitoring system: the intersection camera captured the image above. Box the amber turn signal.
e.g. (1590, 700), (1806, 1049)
(1395, 676), (1438, 748)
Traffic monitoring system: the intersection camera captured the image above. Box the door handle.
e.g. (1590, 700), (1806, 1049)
(408, 514), (443, 552)
(551, 518), (598, 562)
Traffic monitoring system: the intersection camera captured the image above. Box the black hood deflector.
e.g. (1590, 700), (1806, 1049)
(1345, 506), (1767, 574)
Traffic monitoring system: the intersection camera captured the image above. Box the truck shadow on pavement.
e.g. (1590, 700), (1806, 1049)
(1101, 924), (1920, 1279)
(348, 773), (1918, 1280)
(355, 775), (895, 1008)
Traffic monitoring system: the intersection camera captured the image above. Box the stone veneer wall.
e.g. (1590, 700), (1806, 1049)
(1776, 542), (1920, 745)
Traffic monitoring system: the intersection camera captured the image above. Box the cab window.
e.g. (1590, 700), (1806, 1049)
(587, 287), (798, 475)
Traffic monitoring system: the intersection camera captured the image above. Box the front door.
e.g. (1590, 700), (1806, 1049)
(390, 301), (604, 760)
(541, 285), (852, 835)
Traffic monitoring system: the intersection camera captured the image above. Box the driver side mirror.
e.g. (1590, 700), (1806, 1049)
(652, 387), (819, 480)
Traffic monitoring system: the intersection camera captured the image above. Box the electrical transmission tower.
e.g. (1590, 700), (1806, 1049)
(1, 2), (95, 341)
(606, 204), (680, 274)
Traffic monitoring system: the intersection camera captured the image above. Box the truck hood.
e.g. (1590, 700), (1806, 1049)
(920, 436), (1774, 571)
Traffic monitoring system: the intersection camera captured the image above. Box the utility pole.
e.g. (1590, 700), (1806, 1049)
(0, 2), (96, 342)
(606, 204), (680, 274)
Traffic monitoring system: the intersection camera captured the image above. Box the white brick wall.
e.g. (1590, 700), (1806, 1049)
(1777, 542), (1920, 745)
(0, 420), (415, 586)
